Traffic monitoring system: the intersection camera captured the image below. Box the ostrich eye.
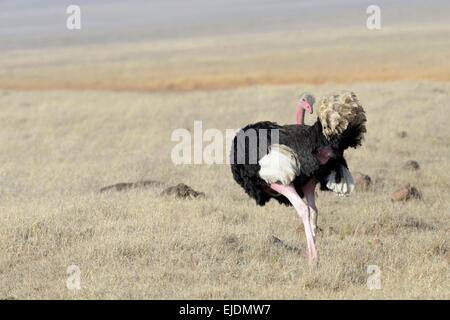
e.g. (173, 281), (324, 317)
(302, 98), (306, 101)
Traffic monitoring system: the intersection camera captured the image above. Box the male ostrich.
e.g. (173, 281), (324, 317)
(230, 91), (366, 265)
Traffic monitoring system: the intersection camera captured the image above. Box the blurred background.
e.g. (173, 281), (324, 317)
(1, 0), (449, 91)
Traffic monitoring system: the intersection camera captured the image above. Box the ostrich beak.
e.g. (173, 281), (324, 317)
(304, 102), (313, 114)
(297, 101), (313, 114)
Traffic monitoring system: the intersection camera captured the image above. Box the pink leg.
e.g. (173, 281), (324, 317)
(270, 182), (318, 266)
(301, 179), (319, 237)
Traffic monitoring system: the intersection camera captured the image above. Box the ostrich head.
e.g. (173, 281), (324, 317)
(298, 92), (315, 114)
(296, 92), (315, 124)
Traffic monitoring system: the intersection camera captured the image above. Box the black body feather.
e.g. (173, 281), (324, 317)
(230, 118), (363, 206)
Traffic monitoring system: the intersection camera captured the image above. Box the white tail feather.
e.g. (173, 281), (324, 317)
(326, 166), (355, 196)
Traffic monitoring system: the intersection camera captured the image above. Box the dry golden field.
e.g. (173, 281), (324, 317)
(0, 80), (449, 299)
(1, 1), (450, 299)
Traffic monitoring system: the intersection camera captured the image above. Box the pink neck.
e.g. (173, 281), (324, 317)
(296, 106), (305, 125)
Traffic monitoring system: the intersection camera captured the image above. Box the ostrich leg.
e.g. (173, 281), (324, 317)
(270, 182), (318, 266)
(302, 179), (319, 237)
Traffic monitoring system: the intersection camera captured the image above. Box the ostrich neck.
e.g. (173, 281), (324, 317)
(296, 106), (305, 125)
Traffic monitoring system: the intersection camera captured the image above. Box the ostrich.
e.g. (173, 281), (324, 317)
(296, 93), (316, 125)
(230, 91), (366, 265)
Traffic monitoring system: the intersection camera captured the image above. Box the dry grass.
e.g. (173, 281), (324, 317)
(0, 80), (449, 299)
(1, 15), (449, 299)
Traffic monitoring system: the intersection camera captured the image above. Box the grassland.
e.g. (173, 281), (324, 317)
(1, 1), (449, 298)
(0, 80), (449, 299)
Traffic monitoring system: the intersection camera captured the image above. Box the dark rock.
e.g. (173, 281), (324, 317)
(161, 183), (205, 199)
(397, 131), (407, 138)
(403, 160), (420, 171)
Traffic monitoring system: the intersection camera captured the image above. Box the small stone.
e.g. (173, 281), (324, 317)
(397, 131), (407, 138)
(403, 160), (420, 171)
(391, 183), (422, 201)
(352, 172), (372, 190)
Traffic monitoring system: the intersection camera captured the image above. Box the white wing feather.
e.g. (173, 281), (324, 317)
(258, 144), (300, 185)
